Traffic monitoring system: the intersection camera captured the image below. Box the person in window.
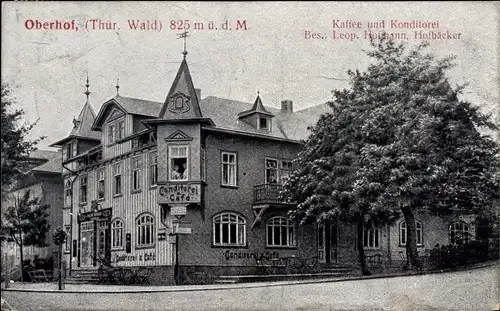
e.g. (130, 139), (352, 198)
(171, 165), (181, 180)
(179, 163), (187, 179)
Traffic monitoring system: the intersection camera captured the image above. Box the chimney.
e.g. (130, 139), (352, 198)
(281, 100), (293, 113)
(195, 88), (201, 99)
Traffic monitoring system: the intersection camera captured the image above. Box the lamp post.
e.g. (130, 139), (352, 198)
(53, 227), (67, 290)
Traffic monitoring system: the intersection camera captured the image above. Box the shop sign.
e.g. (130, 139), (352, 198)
(158, 232), (166, 241)
(158, 182), (201, 204)
(223, 250), (280, 261)
(77, 208), (111, 223)
(171, 205), (187, 216)
(113, 250), (156, 263)
(175, 227), (192, 234)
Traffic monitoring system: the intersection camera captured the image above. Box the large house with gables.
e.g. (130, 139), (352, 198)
(51, 51), (477, 285)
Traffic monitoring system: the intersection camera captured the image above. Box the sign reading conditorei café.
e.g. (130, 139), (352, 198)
(158, 182), (201, 204)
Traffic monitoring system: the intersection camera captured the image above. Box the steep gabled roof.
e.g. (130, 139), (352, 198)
(158, 58), (203, 120)
(91, 95), (163, 130)
(50, 102), (100, 146)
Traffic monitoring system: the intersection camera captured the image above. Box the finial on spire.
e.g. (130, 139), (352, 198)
(84, 73), (91, 102)
(116, 78), (120, 96)
(257, 90), (260, 97)
(177, 31), (190, 58)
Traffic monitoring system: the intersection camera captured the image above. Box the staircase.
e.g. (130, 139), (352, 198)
(65, 269), (101, 284)
(214, 265), (354, 284)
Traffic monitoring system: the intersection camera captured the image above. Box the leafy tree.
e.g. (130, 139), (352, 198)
(1, 82), (44, 195)
(350, 39), (499, 267)
(1, 190), (50, 281)
(281, 90), (400, 275)
(283, 38), (499, 271)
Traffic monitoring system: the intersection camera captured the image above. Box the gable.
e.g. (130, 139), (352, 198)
(165, 129), (193, 142)
(106, 108), (125, 123)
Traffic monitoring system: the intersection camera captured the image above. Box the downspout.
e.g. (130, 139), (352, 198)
(62, 163), (79, 276)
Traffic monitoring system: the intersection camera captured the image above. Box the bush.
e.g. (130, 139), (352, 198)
(429, 241), (492, 270)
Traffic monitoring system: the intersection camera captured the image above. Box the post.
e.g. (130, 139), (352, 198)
(174, 220), (180, 285)
(58, 243), (65, 290)
(4, 251), (10, 288)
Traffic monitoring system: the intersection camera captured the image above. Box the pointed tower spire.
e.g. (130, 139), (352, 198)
(116, 78), (120, 96)
(84, 73), (91, 102)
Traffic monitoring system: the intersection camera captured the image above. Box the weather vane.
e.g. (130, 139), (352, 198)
(177, 30), (190, 58)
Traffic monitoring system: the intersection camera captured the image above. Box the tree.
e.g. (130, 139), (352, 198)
(1, 82), (44, 195)
(281, 91), (400, 275)
(1, 190), (50, 281)
(282, 38), (499, 271)
(349, 39), (499, 267)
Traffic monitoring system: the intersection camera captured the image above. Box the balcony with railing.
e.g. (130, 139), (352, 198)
(253, 184), (292, 205)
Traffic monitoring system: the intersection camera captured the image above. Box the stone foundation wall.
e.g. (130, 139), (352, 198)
(177, 265), (260, 285)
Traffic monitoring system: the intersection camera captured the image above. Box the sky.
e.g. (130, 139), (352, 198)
(2, 2), (498, 150)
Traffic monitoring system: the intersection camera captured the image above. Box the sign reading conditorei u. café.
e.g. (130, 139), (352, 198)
(158, 182), (201, 204)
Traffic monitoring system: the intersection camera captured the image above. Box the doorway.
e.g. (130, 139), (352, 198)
(317, 220), (339, 264)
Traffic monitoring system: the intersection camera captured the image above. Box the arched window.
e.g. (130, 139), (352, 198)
(399, 221), (423, 247)
(136, 213), (155, 247)
(213, 212), (246, 246)
(266, 217), (295, 247)
(111, 219), (123, 249)
(449, 222), (470, 245)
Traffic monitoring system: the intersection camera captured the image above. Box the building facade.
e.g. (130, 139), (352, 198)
(1, 150), (63, 275)
(52, 54), (476, 285)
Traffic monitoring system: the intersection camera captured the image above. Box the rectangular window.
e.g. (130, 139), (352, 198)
(363, 227), (380, 249)
(259, 116), (270, 130)
(63, 143), (72, 161)
(79, 175), (87, 204)
(149, 152), (158, 187)
(72, 141), (77, 157)
(221, 152), (237, 186)
(64, 226), (71, 252)
(280, 160), (293, 184)
(201, 145), (206, 182)
(117, 120), (125, 140)
(169, 145), (188, 181)
(97, 168), (105, 200)
(265, 158), (278, 184)
(131, 157), (141, 192)
(113, 163), (122, 196)
(108, 124), (116, 144)
(65, 179), (72, 206)
(112, 220), (123, 249)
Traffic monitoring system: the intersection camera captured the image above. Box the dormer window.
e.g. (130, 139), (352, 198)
(117, 120), (125, 140)
(259, 116), (271, 131)
(108, 124), (116, 144)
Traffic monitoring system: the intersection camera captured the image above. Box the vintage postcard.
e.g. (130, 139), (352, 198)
(1, 2), (499, 311)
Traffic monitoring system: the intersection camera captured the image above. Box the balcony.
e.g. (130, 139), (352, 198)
(253, 184), (290, 205)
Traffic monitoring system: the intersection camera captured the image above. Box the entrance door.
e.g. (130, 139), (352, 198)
(318, 220), (339, 264)
(330, 221), (338, 264)
(80, 221), (94, 267)
(96, 220), (110, 264)
(318, 222), (326, 263)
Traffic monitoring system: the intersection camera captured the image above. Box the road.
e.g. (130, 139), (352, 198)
(2, 265), (498, 311)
